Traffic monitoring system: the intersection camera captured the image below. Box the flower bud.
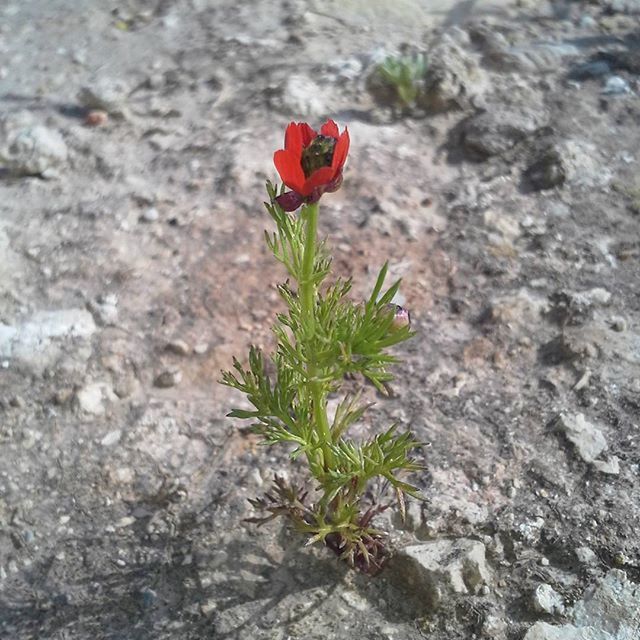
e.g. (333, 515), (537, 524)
(388, 304), (411, 331)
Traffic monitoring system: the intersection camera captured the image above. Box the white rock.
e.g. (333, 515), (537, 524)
(395, 539), (492, 609)
(532, 584), (565, 615)
(277, 75), (327, 118)
(573, 570), (640, 637)
(523, 622), (598, 640)
(593, 456), (620, 476)
(602, 76), (631, 95)
(101, 430), (122, 447)
(483, 615), (509, 639)
(0, 113), (68, 176)
(573, 288), (612, 307)
(557, 413), (607, 464)
(141, 207), (160, 223)
(420, 28), (488, 112)
(77, 382), (117, 415)
(0, 309), (96, 374)
(575, 547), (598, 565)
(524, 570), (640, 640)
(115, 516), (136, 528)
(78, 77), (130, 115)
(88, 294), (118, 326)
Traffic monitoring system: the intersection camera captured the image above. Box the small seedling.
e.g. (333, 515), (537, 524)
(221, 121), (422, 573)
(371, 53), (428, 112)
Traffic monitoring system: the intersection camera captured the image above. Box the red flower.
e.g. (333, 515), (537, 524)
(273, 120), (350, 211)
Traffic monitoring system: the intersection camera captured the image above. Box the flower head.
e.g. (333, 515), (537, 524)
(274, 120), (350, 211)
(388, 304), (411, 331)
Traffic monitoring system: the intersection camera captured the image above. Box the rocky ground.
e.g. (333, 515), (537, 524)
(1, 0), (639, 638)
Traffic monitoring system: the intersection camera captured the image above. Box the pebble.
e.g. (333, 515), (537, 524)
(141, 207), (160, 223)
(140, 587), (157, 609)
(166, 340), (191, 356)
(602, 75), (631, 95)
(76, 382), (116, 415)
(100, 429), (122, 447)
(154, 369), (182, 388)
(275, 74), (327, 118)
(575, 546), (598, 564)
(556, 413), (607, 464)
(84, 110), (108, 127)
(393, 539), (492, 609)
(532, 583), (565, 615)
(88, 294), (118, 326)
(193, 343), (209, 355)
(0, 113), (68, 177)
(569, 61), (610, 80)
(201, 598), (217, 616)
(115, 516), (136, 528)
(78, 77), (129, 115)
(610, 317), (627, 332)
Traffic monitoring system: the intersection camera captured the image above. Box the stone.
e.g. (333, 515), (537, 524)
(556, 413), (607, 464)
(274, 75), (327, 118)
(593, 456), (620, 476)
(525, 570), (640, 639)
(575, 547), (598, 565)
(532, 584), (565, 615)
(525, 139), (610, 191)
(166, 340), (190, 356)
(610, 317), (627, 332)
(419, 28), (488, 112)
(78, 77), (130, 115)
(525, 146), (566, 191)
(604, 0), (640, 14)
(87, 294), (118, 326)
(141, 207), (160, 223)
(139, 587), (157, 609)
(0, 113), (68, 177)
(602, 76), (631, 95)
(100, 430), (122, 447)
(484, 289), (548, 330)
(523, 622), (596, 640)
(84, 110), (109, 127)
(483, 615), (509, 639)
(568, 61), (611, 81)
(115, 516), (135, 528)
(548, 289), (612, 327)
(462, 106), (544, 159)
(193, 343), (209, 355)
(472, 30), (580, 74)
(154, 369), (182, 388)
(76, 382), (117, 415)
(393, 539), (492, 609)
(0, 309), (96, 375)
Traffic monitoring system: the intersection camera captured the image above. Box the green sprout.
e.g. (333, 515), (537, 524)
(371, 53), (428, 112)
(221, 132), (422, 574)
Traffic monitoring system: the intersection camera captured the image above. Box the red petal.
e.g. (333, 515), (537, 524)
(331, 129), (350, 171)
(320, 120), (340, 139)
(299, 122), (317, 147)
(274, 149), (305, 193)
(302, 166), (336, 196)
(284, 122), (302, 156)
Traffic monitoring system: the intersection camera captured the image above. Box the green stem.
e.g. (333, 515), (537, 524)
(300, 203), (333, 469)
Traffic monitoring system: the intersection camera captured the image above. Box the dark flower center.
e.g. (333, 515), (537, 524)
(301, 135), (336, 177)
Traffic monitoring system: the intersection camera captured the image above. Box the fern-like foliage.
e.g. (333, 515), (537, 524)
(221, 182), (422, 573)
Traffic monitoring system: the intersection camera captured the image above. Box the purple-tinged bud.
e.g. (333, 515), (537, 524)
(388, 304), (411, 331)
